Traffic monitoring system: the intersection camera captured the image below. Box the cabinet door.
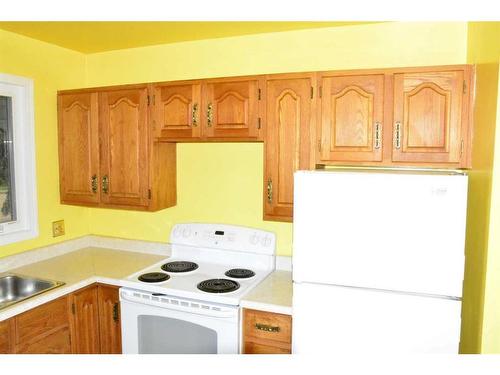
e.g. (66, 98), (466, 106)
(203, 78), (261, 139)
(99, 87), (150, 208)
(97, 284), (122, 354)
(319, 74), (385, 163)
(58, 92), (100, 204)
(70, 286), (100, 354)
(392, 70), (465, 164)
(153, 83), (202, 140)
(0, 319), (11, 354)
(264, 76), (315, 221)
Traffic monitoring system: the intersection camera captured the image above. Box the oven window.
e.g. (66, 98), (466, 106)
(138, 315), (218, 354)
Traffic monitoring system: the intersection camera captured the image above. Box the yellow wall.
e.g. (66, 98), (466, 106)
(465, 22), (500, 353)
(0, 29), (89, 257)
(85, 22), (468, 256)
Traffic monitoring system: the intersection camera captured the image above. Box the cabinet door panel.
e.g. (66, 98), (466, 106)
(0, 319), (11, 353)
(204, 79), (261, 139)
(71, 286), (100, 354)
(154, 83), (202, 139)
(264, 76), (314, 221)
(319, 74), (384, 162)
(99, 88), (149, 207)
(392, 71), (464, 163)
(97, 284), (122, 354)
(16, 327), (72, 354)
(58, 93), (99, 204)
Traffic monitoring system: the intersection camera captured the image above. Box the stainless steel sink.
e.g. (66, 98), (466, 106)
(0, 274), (65, 310)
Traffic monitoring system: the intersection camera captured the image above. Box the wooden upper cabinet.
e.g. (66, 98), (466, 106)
(203, 78), (262, 139)
(70, 286), (101, 354)
(392, 69), (468, 165)
(97, 284), (122, 354)
(319, 74), (385, 163)
(58, 92), (100, 204)
(264, 75), (315, 221)
(153, 82), (202, 140)
(99, 87), (150, 207)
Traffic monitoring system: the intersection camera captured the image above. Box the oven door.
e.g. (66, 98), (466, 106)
(120, 288), (239, 354)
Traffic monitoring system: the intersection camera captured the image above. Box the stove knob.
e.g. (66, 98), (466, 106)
(263, 236), (272, 247)
(182, 228), (192, 238)
(249, 233), (259, 245)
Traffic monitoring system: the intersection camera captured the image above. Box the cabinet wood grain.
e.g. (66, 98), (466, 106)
(97, 284), (122, 354)
(70, 285), (101, 354)
(0, 319), (11, 353)
(264, 74), (316, 222)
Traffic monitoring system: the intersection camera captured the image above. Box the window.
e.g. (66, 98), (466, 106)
(0, 73), (38, 245)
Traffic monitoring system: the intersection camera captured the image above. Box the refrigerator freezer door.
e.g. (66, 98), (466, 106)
(292, 282), (462, 354)
(293, 171), (468, 297)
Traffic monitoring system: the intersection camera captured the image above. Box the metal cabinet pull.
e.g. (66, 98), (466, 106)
(192, 103), (198, 127)
(255, 323), (280, 333)
(91, 175), (98, 194)
(394, 121), (401, 149)
(113, 302), (119, 323)
(374, 122), (381, 149)
(207, 103), (213, 127)
(267, 178), (273, 204)
(102, 175), (109, 194)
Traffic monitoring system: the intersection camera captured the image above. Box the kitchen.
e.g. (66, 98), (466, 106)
(1, 9), (500, 370)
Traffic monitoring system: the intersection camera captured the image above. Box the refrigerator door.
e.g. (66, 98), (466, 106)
(292, 282), (462, 354)
(293, 170), (468, 297)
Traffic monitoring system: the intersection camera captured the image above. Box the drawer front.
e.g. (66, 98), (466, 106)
(14, 296), (70, 344)
(244, 341), (291, 354)
(16, 327), (72, 354)
(0, 320), (11, 353)
(243, 309), (292, 344)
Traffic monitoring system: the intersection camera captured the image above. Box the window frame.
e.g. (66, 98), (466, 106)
(0, 73), (38, 245)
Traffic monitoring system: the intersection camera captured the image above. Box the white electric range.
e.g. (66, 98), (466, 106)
(119, 223), (276, 354)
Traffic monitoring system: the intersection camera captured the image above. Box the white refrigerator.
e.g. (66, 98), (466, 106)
(292, 170), (468, 354)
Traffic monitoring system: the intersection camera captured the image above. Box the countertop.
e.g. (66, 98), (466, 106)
(0, 247), (164, 321)
(240, 270), (292, 315)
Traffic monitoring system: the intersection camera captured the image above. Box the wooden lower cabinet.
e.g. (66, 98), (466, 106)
(243, 308), (292, 354)
(0, 283), (122, 354)
(97, 284), (122, 354)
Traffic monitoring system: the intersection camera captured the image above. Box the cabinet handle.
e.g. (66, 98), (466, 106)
(255, 323), (280, 333)
(207, 103), (213, 127)
(113, 302), (119, 323)
(394, 121), (401, 149)
(91, 175), (98, 194)
(102, 175), (109, 194)
(374, 122), (381, 149)
(267, 178), (273, 204)
(192, 103), (198, 127)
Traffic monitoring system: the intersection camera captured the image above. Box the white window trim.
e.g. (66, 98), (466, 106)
(0, 73), (38, 245)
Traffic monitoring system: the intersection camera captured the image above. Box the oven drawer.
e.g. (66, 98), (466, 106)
(243, 308), (292, 353)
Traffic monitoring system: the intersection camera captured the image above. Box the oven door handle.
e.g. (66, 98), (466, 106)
(120, 290), (238, 319)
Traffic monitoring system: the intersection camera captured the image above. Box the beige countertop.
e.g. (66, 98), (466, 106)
(241, 270), (292, 315)
(0, 247), (164, 321)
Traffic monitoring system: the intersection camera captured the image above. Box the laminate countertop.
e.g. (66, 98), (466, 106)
(240, 270), (292, 315)
(0, 247), (165, 321)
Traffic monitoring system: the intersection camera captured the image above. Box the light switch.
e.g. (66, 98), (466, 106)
(52, 220), (65, 237)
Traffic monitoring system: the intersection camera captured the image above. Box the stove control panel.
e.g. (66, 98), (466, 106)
(170, 223), (276, 255)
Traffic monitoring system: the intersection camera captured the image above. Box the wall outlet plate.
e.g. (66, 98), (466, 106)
(52, 220), (65, 237)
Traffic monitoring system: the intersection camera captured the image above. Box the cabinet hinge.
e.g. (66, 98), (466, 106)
(319, 86), (323, 98)
(318, 140), (322, 152)
(71, 303), (76, 315)
(460, 139), (464, 156)
(258, 88), (261, 100)
(257, 117), (262, 130)
(148, 189), (152, 199)
(147, 95), (150, 106)
(463, 80), (467, 94)
(310, 87), (314, 99)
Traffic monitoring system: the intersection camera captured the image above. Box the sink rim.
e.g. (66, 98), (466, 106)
(0, 272), (65, 311)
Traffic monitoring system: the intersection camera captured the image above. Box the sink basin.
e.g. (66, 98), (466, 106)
(0, 274), (65, 310)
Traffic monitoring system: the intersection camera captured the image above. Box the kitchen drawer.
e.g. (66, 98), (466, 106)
(14, 296), (70, 345)
(16, 327), (72, 354)
(244, 341), (291, 354)
(243, 308), (292, 347)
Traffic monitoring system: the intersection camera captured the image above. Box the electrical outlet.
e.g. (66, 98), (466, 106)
(52, 220), (65, 237)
